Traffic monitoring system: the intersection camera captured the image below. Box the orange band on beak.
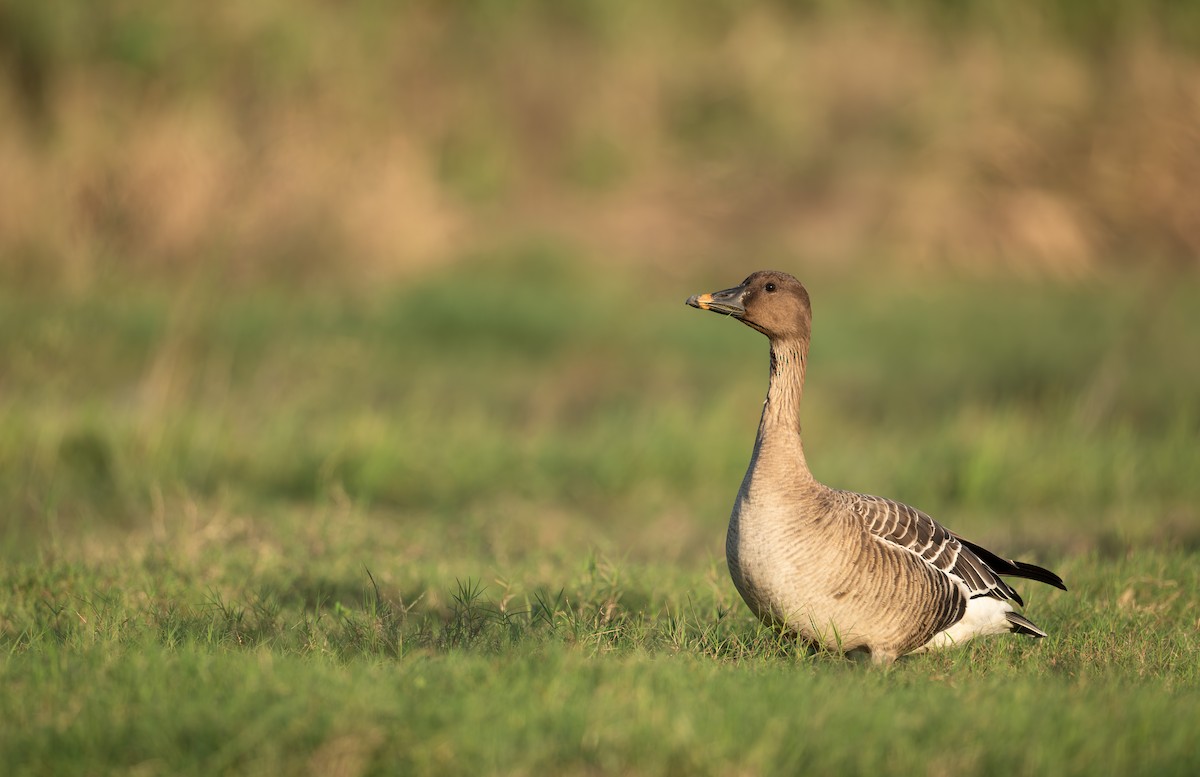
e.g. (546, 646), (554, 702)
(695, 293), (713, 310)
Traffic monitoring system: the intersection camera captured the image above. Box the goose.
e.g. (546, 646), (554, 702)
(686, 271), (1066, 664)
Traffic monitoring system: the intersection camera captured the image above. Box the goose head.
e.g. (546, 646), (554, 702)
(686, 270), (812, 343)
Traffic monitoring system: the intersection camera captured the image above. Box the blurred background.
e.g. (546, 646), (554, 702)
(3, 0), (1200, 285)
(2, 0), (1199, 568)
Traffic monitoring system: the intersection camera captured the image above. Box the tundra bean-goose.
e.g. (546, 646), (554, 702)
(686, 271), (1066, 664)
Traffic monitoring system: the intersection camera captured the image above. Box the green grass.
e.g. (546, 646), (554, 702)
(3, 254), (1200, 775)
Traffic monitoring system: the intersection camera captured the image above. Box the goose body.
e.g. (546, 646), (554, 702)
(687, 271), (1066, 664)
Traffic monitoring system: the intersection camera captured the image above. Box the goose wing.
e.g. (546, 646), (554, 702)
(844, 493), (1026, 604)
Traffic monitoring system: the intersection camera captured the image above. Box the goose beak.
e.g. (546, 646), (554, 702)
(686, 284), (747, 318)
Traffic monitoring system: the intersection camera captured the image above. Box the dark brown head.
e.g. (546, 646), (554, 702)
(685, 271), (812, 342)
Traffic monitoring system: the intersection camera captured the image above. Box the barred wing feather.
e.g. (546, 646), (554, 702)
(845, 493), (1028, 605)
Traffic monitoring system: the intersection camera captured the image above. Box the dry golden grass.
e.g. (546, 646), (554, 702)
(1, 2), (1198, 288)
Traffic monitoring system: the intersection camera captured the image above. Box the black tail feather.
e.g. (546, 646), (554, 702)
(1011, 559), (1068, 591)
(956, 537), (1068, 592)
(1005, 611), (1048, 638)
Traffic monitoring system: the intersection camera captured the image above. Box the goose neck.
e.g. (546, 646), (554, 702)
(765, 338), (807, 421)
(754, 337), (812, 476)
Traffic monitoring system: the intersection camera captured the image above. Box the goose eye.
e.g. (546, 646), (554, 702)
(765, 282), (777, 293)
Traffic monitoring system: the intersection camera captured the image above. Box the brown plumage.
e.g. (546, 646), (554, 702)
(686, 271), (1066, 664)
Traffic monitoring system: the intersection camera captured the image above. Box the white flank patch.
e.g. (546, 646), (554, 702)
(918, 595), (1014, 652)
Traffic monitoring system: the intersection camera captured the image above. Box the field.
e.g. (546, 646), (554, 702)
(3, 255), (1200, 775)
(4, 1), (1200, 774)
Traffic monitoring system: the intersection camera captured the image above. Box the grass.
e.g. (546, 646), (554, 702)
(5, 1), (1200, 285)
(3, 254), (1200, 775)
